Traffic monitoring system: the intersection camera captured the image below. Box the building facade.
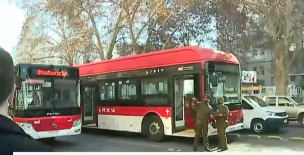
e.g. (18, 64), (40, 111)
(243, 50), (304, 88)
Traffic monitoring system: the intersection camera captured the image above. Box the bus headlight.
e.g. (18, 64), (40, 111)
(73, 119), (81, 127)
(17, 123), (33, 130)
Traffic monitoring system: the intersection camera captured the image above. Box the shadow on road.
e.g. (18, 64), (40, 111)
(82, 127), (240, 146)
(41, 139), (76, 149)
(48, 128), (304, 151)
(232, 128), (288, 135)
(288, 122), (302, 128)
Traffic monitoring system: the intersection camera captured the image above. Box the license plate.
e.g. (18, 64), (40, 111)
(49, 131), (59, 134)
(284, 119), (287, 123)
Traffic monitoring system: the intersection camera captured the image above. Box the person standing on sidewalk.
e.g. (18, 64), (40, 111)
(192, 95), (212, 152)
(213, 97), (229, 151)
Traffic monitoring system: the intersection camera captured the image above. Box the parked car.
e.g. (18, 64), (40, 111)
(242, 95), (288, 133)
(262, 95), (304, 126)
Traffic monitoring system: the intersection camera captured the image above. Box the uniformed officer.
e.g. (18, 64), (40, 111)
(192, 95), (212, 152)
(213, 97), (229, 151)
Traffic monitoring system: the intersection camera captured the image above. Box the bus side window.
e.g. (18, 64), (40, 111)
(141, 77), (168, 106)
(98, 82), (115, 100)
(98, 84), (105, 100)
(106, 82), (116, 100)
(118, 79), (137, 100)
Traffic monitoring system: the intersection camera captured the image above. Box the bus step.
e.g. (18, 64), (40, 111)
(82, 123), (97, 128)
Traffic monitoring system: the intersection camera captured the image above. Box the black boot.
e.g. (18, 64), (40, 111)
(193, 146), (198, 152)
(219, 148), (228, 152)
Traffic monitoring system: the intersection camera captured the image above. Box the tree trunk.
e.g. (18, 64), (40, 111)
(107, 10), (123, 59)
(274, 38), (288, 95)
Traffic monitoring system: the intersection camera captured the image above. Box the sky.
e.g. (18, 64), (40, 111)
(0, 0), (24, 55)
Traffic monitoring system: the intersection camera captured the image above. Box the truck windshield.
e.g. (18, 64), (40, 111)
(244, 96), (268, 107)
(17, 78), (79, 110)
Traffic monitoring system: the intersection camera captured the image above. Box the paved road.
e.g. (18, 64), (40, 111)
(232, 121), (304, 140)
(45, 127), (304, 152)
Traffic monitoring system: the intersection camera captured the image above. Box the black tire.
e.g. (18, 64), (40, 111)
(251, 119), (266, 134)
(144, 115), (165, 142)
(298, 114), (304, 126)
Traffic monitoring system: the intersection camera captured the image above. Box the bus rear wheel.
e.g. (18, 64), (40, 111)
(144, 115), (165, 142)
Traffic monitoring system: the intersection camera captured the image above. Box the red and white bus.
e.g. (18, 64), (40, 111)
(77, 46), (243, 141)
(12, 64), (82, 140)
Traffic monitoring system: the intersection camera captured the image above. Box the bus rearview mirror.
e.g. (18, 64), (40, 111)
(42, 82), (52, 88)
(15, 75), (21, 89)
(210, 74), (218, 87)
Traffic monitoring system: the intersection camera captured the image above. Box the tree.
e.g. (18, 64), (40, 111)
(17, 1), (92, 65)
(116, 0), (216, 56)
(216, 0), (273, 63)
(16, 1), (52, 64)
(231, 0), (302, 95)
(45, 0), (126, 60)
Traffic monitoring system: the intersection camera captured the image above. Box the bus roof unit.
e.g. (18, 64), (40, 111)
(75, 46), (239, 76)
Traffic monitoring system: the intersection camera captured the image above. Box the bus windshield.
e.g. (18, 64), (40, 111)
(17, 78), (79, 110)
(205, 62), (241, 106)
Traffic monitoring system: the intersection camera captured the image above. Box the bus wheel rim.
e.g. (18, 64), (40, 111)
(149, 122), (160, 135)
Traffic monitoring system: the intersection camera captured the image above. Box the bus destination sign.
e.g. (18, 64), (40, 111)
(36, 69), (68, 77)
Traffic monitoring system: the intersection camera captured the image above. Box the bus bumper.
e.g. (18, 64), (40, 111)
(226, 123), (244, 133)
(22, 124), (82, 139)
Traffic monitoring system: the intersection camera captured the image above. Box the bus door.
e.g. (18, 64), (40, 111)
(83, 85), (95, 122)
(173, 74), (199, 132)
(173, 76), (186, 132)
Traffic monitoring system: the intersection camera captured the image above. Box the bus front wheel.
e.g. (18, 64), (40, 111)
(144, 115), (165, 142)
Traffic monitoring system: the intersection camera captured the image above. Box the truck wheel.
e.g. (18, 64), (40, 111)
(145, 115), (165, 142)
(298, 114), (304, 126)
(251, 119), (266, 133)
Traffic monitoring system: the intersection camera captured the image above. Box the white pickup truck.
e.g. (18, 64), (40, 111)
(242, 95), (288, 133)
(262, 95), (304, 126)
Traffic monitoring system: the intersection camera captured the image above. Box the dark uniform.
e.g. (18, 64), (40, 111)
(0, 115), (54, 154)
(192, 96), (212, 152)
(213, 97), (229, 151)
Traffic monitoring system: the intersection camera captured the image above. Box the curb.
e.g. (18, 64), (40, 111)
(289, 137), (304, 141)
(228, 134), (304, 141)
(265, 136), (282, 140)
(247, 134), (261, 139)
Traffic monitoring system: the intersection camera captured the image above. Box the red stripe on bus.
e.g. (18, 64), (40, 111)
(14, 115), (81, 132)
(97, 106), (172, 117)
